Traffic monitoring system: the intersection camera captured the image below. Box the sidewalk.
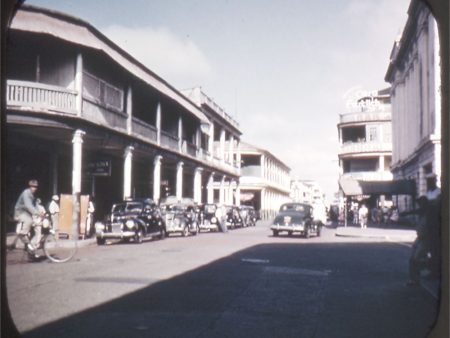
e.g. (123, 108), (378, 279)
(335, 224), (417, 241)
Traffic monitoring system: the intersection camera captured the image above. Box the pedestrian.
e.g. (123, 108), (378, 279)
(48, 195), (60, 231)
(407, 196), (431, 286)
(14, 179), (42, 256)
(86, 198), (95, 237)
(358, 204), (368, 229)
(426, 173), (441, 279)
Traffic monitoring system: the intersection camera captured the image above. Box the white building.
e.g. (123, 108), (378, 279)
(238, 142), (291, 220)
(385, 0), (441, 211)
(290, 180), (325, 205)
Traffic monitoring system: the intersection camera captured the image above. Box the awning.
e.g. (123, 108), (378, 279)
(339, 177), (416, 196)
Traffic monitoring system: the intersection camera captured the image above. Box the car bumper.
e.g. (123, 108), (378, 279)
(96, 230), (136, 239)
(199, 221), (219, 230)
(271, 224), (305, 232)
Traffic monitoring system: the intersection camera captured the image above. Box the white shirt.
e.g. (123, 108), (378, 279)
(49, 200), (59, 215)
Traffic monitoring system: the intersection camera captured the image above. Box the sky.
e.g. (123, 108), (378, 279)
(25, 0), (410, 200)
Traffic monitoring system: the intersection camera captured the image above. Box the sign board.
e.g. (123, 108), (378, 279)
(86, 160), (111, 176)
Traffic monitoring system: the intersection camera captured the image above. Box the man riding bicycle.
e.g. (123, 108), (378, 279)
(14, 179), (43, 255)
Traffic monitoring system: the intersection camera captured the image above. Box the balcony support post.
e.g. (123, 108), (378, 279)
(75, 53), (83, 117)
(176, 161), (184, 201)
(207, 173), (215, 204)
(194, 167), (203, 204)
(153, 155), (162, 204)
(72, 129), (85, 238)
(123, 146), (134, 200)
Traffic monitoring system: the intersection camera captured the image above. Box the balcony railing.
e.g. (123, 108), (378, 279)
(7, 80), (77, 114)
(339, 141), (392, 155)
(82, 99), (127, 131)
(341, 171), (393, 181)
(339, 111), (391, 124)
(132, 117), (157, 143)
(160, 131), (179, 151)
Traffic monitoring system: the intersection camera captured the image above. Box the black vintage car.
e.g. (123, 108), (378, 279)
(198, 203), (221, 232)
(225, 205), (244, 229)
(271, 202), (321, 238)
(95, 198), (165, 245)
(239, 205), (258, 227)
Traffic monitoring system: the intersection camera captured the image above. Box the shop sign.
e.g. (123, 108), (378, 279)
(87, 160), (111, 176)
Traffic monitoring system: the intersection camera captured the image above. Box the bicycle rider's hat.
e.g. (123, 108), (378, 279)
(28, 179), (39, 187)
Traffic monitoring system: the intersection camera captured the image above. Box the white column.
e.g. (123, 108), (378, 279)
(235, 185), (241, 206)
(220, 129), (226, 162)
(72, 129), (85, 238)
(261, 188), (266, 220)
(72, 130), (85, 194)
(194, 167), (203, 204)
(123, 146), (134, 199)
(51, 153), (58, 195)
(75, 53), (83, 117)
(379, 156), (385, 173)
(176, 162), (184, 201)
(260, 155), (265, 179)
(220, 176), (226, 204)
(209, 122), (215, 158)
(156, 102), (162, 145)
(228, 181), (234, 205)
(207, 173), (215, 203)
(126, 86), (132, 134)
(236, 140), (241, 172)
(153, 155), (162, 203)
(229, 135), (234, 165)
(178, 116), (183, 152)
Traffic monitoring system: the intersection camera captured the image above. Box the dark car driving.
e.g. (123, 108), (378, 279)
(271, 202), (321, 238)
(95, 198), (165, 245)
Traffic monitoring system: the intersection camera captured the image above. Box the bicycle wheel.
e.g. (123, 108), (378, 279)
(43, 233), (77, 263)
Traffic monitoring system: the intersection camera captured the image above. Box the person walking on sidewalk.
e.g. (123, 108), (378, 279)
(407, 196), (431, 286)
(358, 204), (368, 229)
(426, 174), (441, 279)
(48, 195), (60, 231)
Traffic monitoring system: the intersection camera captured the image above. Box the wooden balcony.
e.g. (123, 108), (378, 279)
(339, 141), (392, 156)
(132, 117), (157, 143)
(7, 80), (77, 114)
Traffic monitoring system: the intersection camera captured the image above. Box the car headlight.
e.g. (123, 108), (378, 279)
(125, 220), (136, 229)
(211, 217), (217, 223)
(95, 222), (105, 231)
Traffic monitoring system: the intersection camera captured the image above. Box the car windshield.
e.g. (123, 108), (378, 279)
(205, 205), (216, 213)
(280, 204), (307, 213)
(112, 202), (143, 213)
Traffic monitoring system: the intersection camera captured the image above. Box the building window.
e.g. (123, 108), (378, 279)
(83, 71), (124, 112)
(368, 126), (377, 141)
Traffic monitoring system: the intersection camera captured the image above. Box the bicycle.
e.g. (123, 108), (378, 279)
(8, 214), (77, 263)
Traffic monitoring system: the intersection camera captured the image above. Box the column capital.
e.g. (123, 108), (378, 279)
(72, 129), (85, 144)
(177, 161), (184, 170)
(195, 167), (204, 173)
(154, 155), (163, 165)
(124, 145), (134, 157)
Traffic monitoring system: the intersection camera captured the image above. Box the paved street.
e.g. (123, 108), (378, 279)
(5, 221), (438, 338)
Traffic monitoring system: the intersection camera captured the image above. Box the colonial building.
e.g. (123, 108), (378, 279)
(182, 87), (241, 205)
(385, 0), (441, 211)
(337, 88), (393, 208)
(290, 180), (324, 205)
(238, 142), (291, 220)
(5, 5), (241, 224)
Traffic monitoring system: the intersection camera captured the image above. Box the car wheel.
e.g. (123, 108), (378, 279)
(134, 229), (143, 243)
(159, 228), (166, 240)
(96, 237), (105, 245)
(182, 225), (189, 237)
(272, 230), (279, 237)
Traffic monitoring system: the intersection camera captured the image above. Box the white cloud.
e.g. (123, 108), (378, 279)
(101, 25), (213, 86)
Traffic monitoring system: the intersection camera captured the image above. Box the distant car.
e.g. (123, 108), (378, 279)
(161, 198), (200, 237)
(271, 203), (321, 238)
(225, 205), (244, 229)
(239, 205), (257, 227)
(199, 203), (221, 232)
(95, 198), (165, 245)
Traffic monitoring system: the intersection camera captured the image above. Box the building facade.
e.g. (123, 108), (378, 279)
(182, 87), (241, 205)
(5, 5), (241, 225)
(238, 142), (291, 220)
(290, 180), (325, 205)
(385, 0), (441, 211)
(337, 88), (393, 208)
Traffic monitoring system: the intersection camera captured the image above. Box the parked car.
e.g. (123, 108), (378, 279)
(225, 205), (244, 229)
(198, 203), (221, 232)
(271, 203), (321, 238)
(239, 205), (258, 227)
(95, 198), (165, 245)
(161, 198), (200, 237)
